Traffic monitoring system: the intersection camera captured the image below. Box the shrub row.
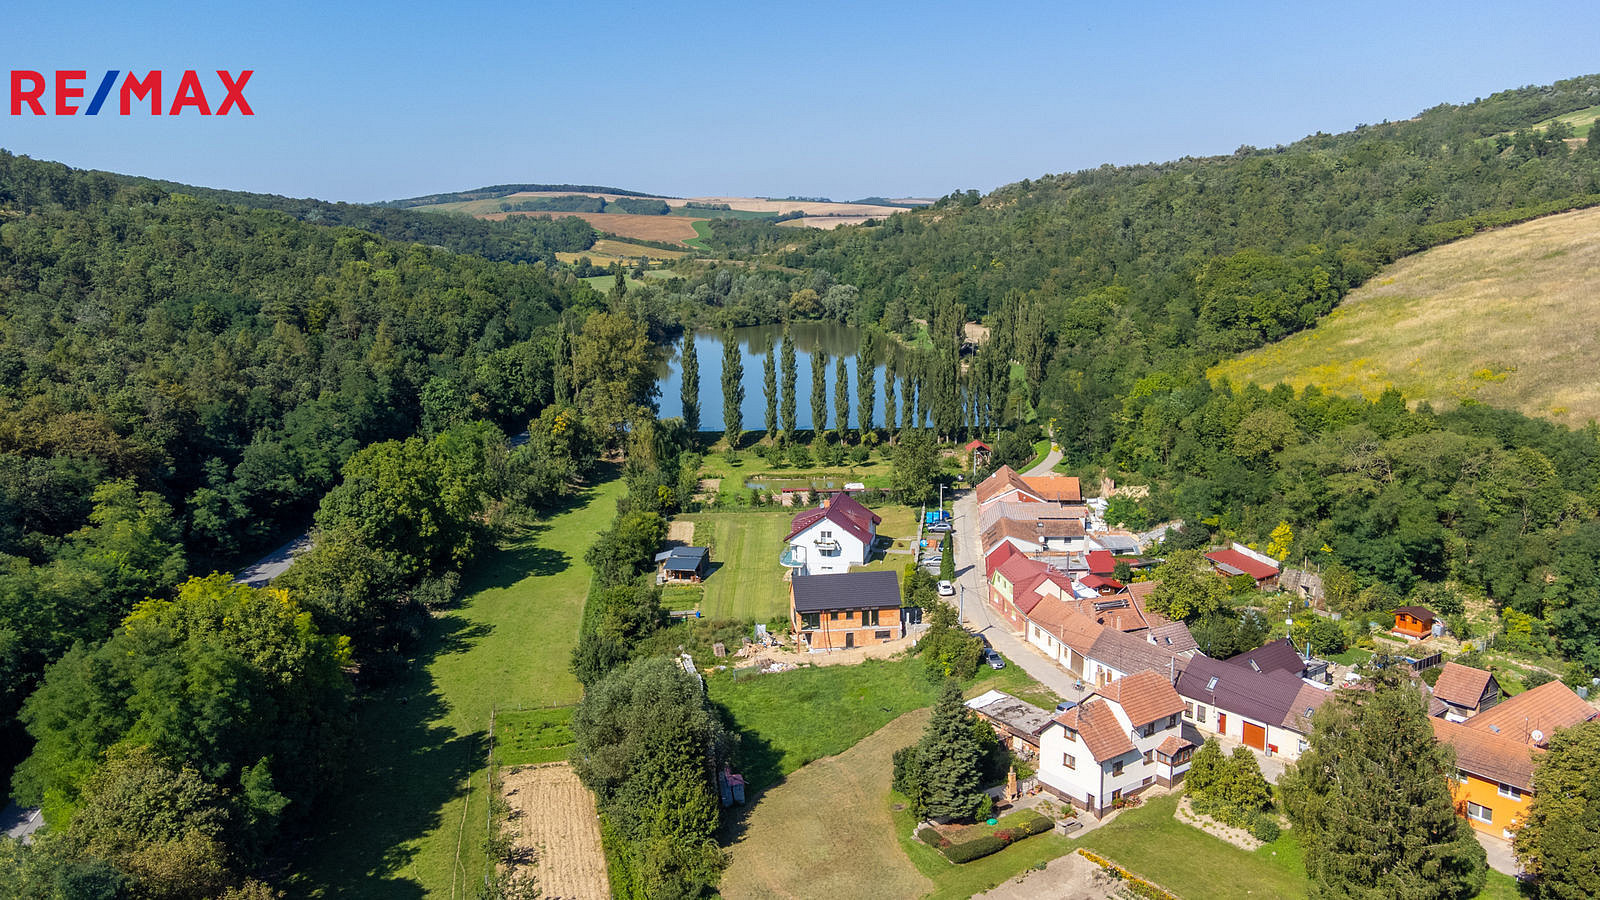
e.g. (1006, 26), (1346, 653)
(920, 809), (1055, 864)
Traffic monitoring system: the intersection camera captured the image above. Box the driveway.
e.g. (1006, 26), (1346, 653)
(1476, 830), (1520, 877)
(1022, 444), (1063, 477)
(950, 490), (1089, 705)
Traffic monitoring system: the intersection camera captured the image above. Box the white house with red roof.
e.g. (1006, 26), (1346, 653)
(1036, 670), (1194, 816)
(780, 493), (881, 576)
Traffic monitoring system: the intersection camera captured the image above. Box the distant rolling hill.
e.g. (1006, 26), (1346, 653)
(1211, 204), (1600, 426)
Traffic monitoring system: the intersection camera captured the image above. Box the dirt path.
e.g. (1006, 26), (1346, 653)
(500, 763), (610, 900)
(973, 850), (1122, 900)
(720, 709), (934, 900)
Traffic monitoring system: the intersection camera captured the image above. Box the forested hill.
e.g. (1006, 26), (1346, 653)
(784, 73), (1600, 441)
(0, 150), (601, 769)
(102, 172), (599, 265)
(380, 182), (667, 207)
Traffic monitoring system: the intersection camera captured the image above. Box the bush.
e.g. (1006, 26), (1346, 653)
(916, 825), (945, 848)
(943, 834), (1004, 863)
(1007, 809), (1054, 836)
(1248, 813), (1281, 843)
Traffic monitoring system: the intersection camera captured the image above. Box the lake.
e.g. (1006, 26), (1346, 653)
(655, 321), (925, 431)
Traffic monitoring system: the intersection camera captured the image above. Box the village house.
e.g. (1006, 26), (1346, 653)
(963, 439), (992, 469)
(965, 689), (1054, 758)
(1204, 543), (1281, 590)
(1429, 662), (1502, 721)
(1176, 651), (1334, 760)
(1036, 670), (1194, 817)
(974, 466), (1085, 516)
(981, 515), (1087, 557)
(1392, 605), (1439, 640)
(654, 546), (710, 584)
(988, 554), (1073, 632)
(1431, 680), (1598, 840)
(788, 570), (903, 651)
(780, 493), (880, 576)
(1022, 598), (1189, 687)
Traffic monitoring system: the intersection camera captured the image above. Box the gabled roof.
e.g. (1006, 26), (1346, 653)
(975, 465), (1040, 506)
(983, 517), (1084, 551)
(984, 541), (1024, 577)
(1096, 669), (1185, 728)
(1087, 623), (1187, 677)
(1149, 621), (1199, 654)
(1024, 598), (1105, 648)
(1086, 550), (1116, 575)
(826, 492), (881, 530)
(980, 501), (1083, 532)
(790, 570), (901, 613)
(1432, 718), (1537, 792)
(1125, 581), (1170, 627)
(1061, 591), (1149, 634)
(963, 439), (991, 452)
(1393, 605), (1437, 624)
(1468, 681), (1597, 746)
(1205, 548), (1279, 580)
(1229, 639), (1305, 678)
(1432, 662), (1498, 710)
(656, 546), (709, 572)
(1079, 574), (1124, 592)
(786, 494), (878, 545)
(1177, 654), (1321, 734)
(1157, 734), (1195, 758)
(995, 555), (1069, 615)
(1021, 475), (1082, 503)
(1054, 697), (1136, 761)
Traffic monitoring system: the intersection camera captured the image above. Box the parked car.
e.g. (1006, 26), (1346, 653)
(926, 521), (954, 533)
(937, 580), (955, 597)
(983, 648), (1006, 669)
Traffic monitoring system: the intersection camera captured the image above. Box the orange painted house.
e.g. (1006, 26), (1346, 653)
(790, 570), (903, 651)
(1393, 605), (1437, 639)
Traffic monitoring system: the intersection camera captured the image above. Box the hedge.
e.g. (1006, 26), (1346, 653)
(920, 808), (1055, 864)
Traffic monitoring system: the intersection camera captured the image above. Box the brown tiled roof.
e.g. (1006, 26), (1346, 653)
(1285, 683), (1334, 731)
(976, 465), (1039, 505)
(1148, 622), (1199, 654)
(1156, 734), (1195, 757)
(1086, 624), (1187, 678)
(1432, 662), (1497, 711)
(1022, 475), (1083, 503)
(1394, 605), (1437, 624)
(1025, 599), (1104, 648)
(1432, 718), (1538, 792)
(1055, 698), (1136, 761)
(1063, 592), (1150, 634)
(980, 501), (1083, 531)
(1469, 681), (1597, 746)
(1098, 669), (1185, 728)
(1125, 581), (1171, 627)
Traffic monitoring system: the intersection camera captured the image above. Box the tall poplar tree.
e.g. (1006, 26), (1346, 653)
(856, 334), (876, 441)
(763, 340), (778, 441)
(834, 355), (850, 439)
(553, 326), (573, 406)
(882, 363), (898, 442)
(1279, 663), (1486, 899)
(721, 330), (744, 449)
(811, 350), (829, 438)
(680, 331), (700, 434)
(780, 326), (798, 442)
(900, 372), (915, 431)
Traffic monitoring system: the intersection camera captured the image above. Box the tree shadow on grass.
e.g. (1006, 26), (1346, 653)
(712, 699), (786, 847)
(286, 612), (491, 898)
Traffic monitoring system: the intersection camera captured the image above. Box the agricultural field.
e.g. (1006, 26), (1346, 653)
(499, 763), (609, 900)
(1211, 204), (1600, 426)
(486, 210), (705, 245)
(293, 476), (626, 898)
(776, 215), (887, 230)
(556, 237), (688, 261)
(1526, 103), (1600, 138)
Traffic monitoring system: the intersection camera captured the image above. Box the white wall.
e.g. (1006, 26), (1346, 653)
(790, 522), (870, 575)
(1181, 699), (1310, 760)
(1036, 702), (1187, 813)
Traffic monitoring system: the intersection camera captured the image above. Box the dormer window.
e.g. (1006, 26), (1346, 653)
(1206, 676), (1219, 691)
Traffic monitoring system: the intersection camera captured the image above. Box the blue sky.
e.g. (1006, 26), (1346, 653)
(6, 1), (1600, 202)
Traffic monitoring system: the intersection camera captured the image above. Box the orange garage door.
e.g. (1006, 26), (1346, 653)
(1242, 721), (1266, 750)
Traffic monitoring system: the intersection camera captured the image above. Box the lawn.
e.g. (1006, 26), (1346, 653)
(292, 475), (626, 898)
(682, 510), (794, 621)
(891, 792), (1076, 899)
(1076, 793), (1308, 899)
(1212, 204), (1600, 427)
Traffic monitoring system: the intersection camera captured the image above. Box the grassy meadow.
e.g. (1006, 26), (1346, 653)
(1212, 204), (1600, 426)
(682, 510), (795, 621)
(293, 475), (625, 898)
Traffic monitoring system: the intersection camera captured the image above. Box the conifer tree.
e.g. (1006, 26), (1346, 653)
(810, 350), (828, 439)
(903, 681), (986, 821)
(1280, 663), (1486, 899)
(834, 355), (850, 439)
(780, 327), (798, 441)
(1513, 721), (1600, 899)
(680, 331), (700, 434)
(721, 331), (743, 449)
(763, 340), (778, 441)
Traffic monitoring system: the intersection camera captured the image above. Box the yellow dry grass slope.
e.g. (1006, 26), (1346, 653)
(1211, 205), (1600, 426)
(500, 763), (609, 900)
(720, 709), (934, 900)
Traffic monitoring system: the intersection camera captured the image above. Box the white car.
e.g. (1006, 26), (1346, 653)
(937, 580), (955, 597)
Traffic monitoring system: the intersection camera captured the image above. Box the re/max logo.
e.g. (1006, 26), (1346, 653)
(8, 70), (253, 116)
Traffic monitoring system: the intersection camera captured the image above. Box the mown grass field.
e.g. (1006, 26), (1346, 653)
(494, 707), (575, 766)
(682, 511), (794, 621)
(293, 475), (625, 899)
(1212, 204), (1600, 426)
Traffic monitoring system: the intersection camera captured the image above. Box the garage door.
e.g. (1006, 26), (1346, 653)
(1242, 721), (1266, 751)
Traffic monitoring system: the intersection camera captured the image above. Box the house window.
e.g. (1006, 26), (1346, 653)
(1112, 761), (1124, 777)
(1141, 723), (1155, 738)
(1498, 784), (1523, 800)
(820, 530), (833, 539)
(863, 609), (880, 627)
(1457, 770), (1469, 785)
(1063, 753), (1076, 770)
(875, 630), (891, 640)
(1184, 702), (1194, 720)
(830, 612), (841, 621)
(1467, 802), (1493, 824)
(1143, 750), (1154, 765)
(1167, 714), (1178, 729)
(1196, 706), (1207, 724)
(1299, 739), (1309, 754)
(800, 613), (820, 630)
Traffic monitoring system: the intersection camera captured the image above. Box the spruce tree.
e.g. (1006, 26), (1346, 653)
(910, 681), (986, 821)
(834, 355), (850, 439)
(763, 340), (778, 441)
(1280, 664), (1486, 899)
(780, 327), (798, 441)
(680, 331), (700, 434)
(810, 350), (828, 439)
(721, 330), (744, 449)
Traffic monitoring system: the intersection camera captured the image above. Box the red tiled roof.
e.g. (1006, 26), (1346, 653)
(1087, 550), (1115, 575)
(976, 465), (1039, 506)
(1080, 574), (1124, 591)
(1098, 669), (1185, 728)
(1022, 475), (1082, 503)
(1469, 681), (1597, 746)
(1055, 698), (1136, 761)
(1433, 718), (1538, 792)
(964, 439), (991, 451)
(1205, 548), (1279, 580)
(1432, 662), (1497, 711)
(984, 541), (1023, 577)
(1157, 734), (1195, 757)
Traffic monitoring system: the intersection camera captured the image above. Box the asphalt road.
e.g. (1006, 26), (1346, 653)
(951, 489), (1090, 705)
